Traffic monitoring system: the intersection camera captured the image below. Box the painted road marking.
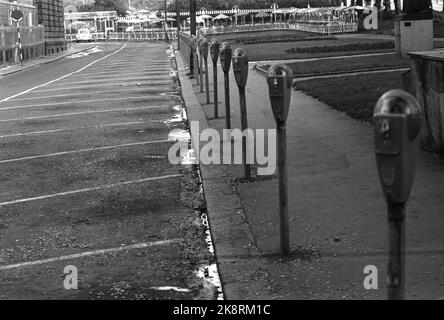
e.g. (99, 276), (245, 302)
(0, 174), (182, 207)
(0, 44), (127, 103)
(0, 139), (172, 163)
(65, 71), (169, 79)
(0, 239), (182, 271)
(0, 96), (172, 111)
(7, 88), (171, 102)
(32, 81), (173, 93)
(38, 76), (172, 87)
(0, 121), (160, 139)
(0, 106), (169, 123)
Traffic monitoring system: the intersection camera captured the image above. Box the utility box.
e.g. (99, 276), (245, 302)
(394, 1), (433, 58)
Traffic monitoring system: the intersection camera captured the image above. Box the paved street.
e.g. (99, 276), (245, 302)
(0, 42), (214, 299)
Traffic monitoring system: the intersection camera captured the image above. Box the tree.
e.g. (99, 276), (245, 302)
(78, 0), (128, 16)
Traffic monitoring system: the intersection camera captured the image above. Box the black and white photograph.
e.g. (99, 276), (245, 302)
(0, 0), (443, 307)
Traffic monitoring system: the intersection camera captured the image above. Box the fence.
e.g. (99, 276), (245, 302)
(0, 26), (45, 65)
(200, 22), (357, 35)
(108, 30), (178, 42)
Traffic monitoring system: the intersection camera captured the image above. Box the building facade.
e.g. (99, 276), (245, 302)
(0, 0), (38, 27)
(35, 0), (67, 54)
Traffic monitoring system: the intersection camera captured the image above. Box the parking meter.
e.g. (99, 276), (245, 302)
(266, 63), (293, 255)
(267, 64), (293, 125)
(219, 42), (232, 74)
(232, 48), (249, 89)
(231, 47), (251, 179)
(374, 89), (421, 204)
(210, 38), (220, 63)
(191, 35), (199, 83)
(200, 38), (209, 60)
(200, 38), (210, 103)
(219, 43), (232, 129)
(198, 37), (205, 92)
(209, 39), (220, 118)
(373, 89), (422, 300)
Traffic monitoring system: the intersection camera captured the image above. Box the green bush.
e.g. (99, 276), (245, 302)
(242, 36), (336, 44)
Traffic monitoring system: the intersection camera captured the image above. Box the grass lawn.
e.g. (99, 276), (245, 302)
(293, 71), (405, 123)
(205, 30), (315, 43)
(263, 54), (411, 77)
(235, 37), (395, 61)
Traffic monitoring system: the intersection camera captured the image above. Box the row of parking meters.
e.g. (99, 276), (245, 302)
(186, 35), (423, 300)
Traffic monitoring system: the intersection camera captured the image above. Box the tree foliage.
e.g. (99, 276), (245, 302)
(77, 0), (128, 16)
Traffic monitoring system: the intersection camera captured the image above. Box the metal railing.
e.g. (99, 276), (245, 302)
(200, 23), (289, 35)
(108, 30), (178, 42)
(1, 26), (45, 65)
(200, 22), (357, 35)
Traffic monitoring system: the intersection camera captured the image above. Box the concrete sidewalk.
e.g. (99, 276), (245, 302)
(176, 49), (444, 300)
(0, 43), (96, 77)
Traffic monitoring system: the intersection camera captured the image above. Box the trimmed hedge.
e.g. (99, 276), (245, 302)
(285, 41), (395, 54)
(242, 36), (336, 44)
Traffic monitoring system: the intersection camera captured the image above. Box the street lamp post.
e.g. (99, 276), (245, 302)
(176, 0), (180, 49)
(189, 0), (196, 75)
(164, 0), (169, 42)
(271, 3), (279, 24)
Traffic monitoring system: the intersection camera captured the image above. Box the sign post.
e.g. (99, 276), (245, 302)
(11, 9), (23, 66)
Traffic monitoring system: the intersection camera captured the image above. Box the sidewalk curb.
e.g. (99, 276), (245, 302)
(0, 44), (97, 77)
(174, 50), (268, 300)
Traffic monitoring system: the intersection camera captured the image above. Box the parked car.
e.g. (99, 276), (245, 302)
(76, 28), (93, 42)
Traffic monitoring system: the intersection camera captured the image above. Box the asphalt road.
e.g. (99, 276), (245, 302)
(0, 42), (213, 299)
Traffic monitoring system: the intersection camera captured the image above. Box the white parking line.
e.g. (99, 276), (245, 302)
(8, 88), (169, 102)
(0, 239), (182, 271)
(0, 139), (172, 163)
(0, 174), (182, 207)
(32, 81), (172, 93)
(0, 96), (172, 111)
(0, 106), (168, 123)
(70, 67), (171, 75)
(38, 76), (172, 87)
(0, 44), (127, 103)
(65, 71), (169, 79)
(0, 121), (158, 138)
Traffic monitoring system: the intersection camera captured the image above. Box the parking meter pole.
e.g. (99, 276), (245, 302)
(220, 43), (232, 130)
(232, 48), (250, 179)
(374, 89), (422, 301)
(199, 51), (204, 92)
(194, 48), (199, 84)
(198, 38), (203, 92)
(267, 63), (293, 256)
(277, 122), (289, 254)
(210, 39), (220, 118)
(239, 87), (251, 180)
(224, 72), (231, 129)
(387, 202), (405, 300)
(213, 60), (218, 117)
(204, 57), (210, 104)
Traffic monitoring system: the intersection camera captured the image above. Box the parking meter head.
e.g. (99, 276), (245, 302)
(190, 36), (196, 52)
(200, 38), (209, 60)
(267, 64), (293, 124)
(210, 39), (220, 63)
(219, 42), (232, 73)
(374, 90), (422, 204)
(231, 48), (249, 88)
